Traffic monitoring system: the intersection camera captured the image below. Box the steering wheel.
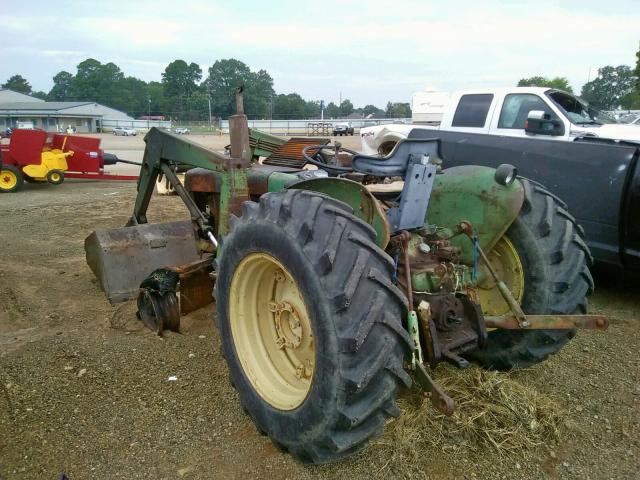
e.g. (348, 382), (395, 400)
(301, 143), (359, 175)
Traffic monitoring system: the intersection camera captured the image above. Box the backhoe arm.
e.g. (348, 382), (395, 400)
(127, 127), (250, 238)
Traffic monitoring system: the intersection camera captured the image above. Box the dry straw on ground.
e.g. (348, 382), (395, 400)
(372, 365), (568, 465)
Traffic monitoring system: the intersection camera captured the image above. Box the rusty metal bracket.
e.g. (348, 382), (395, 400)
(413, 362), (455, 416)
(485, 314), (608, 330)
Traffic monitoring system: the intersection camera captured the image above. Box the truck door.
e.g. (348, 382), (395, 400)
(490, 93), (566, 139)
(447, 94), (495, 134)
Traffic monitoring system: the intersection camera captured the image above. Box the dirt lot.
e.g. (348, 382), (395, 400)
(1, 134), (639, 479)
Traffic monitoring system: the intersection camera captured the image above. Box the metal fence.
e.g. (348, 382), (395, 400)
(101, 118), (172, 132)
(219, 118), (412, 135)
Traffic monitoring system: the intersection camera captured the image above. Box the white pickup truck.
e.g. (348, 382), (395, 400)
(361, 87), (640, 155)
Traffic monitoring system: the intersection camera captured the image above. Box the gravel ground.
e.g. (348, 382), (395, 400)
(0, 134), (638, 479)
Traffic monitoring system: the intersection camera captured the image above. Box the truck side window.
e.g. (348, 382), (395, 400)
(498, 94), (555, 129)
(451, 94), (494, 127)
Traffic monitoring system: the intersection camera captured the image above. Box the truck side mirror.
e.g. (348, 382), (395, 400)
(525, 110), (564, 136)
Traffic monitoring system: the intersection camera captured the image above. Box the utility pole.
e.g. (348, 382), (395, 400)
(208, 94), (212, 131)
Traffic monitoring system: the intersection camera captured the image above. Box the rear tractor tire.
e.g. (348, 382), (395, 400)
(215, 189), (412, 464)
(467, 178), (594, 370)
(0, 164), (24, 193)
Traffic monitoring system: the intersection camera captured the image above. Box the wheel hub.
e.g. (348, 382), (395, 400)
(477, 236), (524, 316)
(229, 253), (315, 410)
(1, 171), (17, 189)
(268, 301), (303, 349)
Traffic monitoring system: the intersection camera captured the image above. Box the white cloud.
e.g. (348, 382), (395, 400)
(1, 0), (638, 106)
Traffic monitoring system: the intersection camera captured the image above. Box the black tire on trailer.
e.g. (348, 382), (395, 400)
(0, 164), (24, 193)
(215, 189), (412, 464)
(46, 169), (65, 185)
(467, 178), (594, 370)
(23, 174), (46, 183)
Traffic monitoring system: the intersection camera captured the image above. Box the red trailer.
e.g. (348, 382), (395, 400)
(0, 129), (138, 193)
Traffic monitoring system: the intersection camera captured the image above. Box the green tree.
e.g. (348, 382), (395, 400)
(621, 89), (640, 109)
(324, 102), (340, 118)
(273, 93), (308, 119)
(339, 99), (354, 117)
(517, 76), (573, 93)
(363, 104), (384, 117)
(116, 76), (151, 116)
(305, 100), (320, 118)
(31, 91), (48, 100)
(635, 46), (640, 83)
(2, 74), (32, 93)
(161, 59), (202, 119)
(386, 102), (411, 118)
(48, 71), (74, 101)
(146, 81), (165, 116)
(203, 59), (274, 119)
(580, 65), (636, 109)
(69, 59), (125, 106)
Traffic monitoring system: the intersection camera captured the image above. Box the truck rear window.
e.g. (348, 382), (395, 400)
(452, 94), (494, 128)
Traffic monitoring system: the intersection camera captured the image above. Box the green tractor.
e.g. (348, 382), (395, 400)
(86, 89), (604, 464)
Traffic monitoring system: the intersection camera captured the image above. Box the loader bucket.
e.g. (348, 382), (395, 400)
(85, 220), (201, 304)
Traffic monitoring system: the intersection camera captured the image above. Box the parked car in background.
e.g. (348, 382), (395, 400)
(112, 127), (137, 136)
(174, 127), (190, 134)
(332, 122), (354, 136)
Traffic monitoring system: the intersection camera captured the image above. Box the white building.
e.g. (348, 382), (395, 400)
(0, 89), (134, 133)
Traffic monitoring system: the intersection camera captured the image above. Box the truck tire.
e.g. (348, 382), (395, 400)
(467, 178), (594, 370)
(0, 164), (24, 193)
(215, 189), (412, 464)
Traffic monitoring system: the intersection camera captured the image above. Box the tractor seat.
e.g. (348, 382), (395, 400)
(352, 138), (441, 177)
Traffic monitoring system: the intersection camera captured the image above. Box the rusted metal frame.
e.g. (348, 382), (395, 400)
(413, 362), (455, 416)
(416, 295), (486, 369)
(172, 257), (215, 316)
(160, 163), (218, 247)
(485, 314), (608, 330)
(459, 219), (528, 327)
(128, 127), (239, 227)
(395, 232), (456, 415)
(396, 231), (424, 367)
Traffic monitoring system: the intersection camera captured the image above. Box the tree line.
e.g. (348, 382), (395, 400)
(516, 46), (640, 110)
(5, 48), (637, 120)
(0, 58), (410, 121)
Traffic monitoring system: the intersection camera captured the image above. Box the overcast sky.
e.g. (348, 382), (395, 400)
(1, 0), (638, 107)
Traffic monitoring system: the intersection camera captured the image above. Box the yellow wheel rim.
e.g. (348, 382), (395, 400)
(477, 236), (525, 316)
(50, 172), (61, 182)
(229, 253), (315, 410)
(1, 170), (18, 190)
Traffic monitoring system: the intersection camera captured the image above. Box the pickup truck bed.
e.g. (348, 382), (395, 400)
(407, 128), (640, 271)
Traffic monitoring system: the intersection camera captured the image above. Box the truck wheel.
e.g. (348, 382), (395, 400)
(467, 178), (594, 370)
(216, 189), (412, 463)
(46, 170), (65, 185)
(0, 165), (24, 193)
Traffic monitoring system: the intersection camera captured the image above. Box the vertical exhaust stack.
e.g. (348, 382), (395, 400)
(228, 86), (252, 166)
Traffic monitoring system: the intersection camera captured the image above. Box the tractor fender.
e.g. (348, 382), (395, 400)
(426, 165), (525, 264)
